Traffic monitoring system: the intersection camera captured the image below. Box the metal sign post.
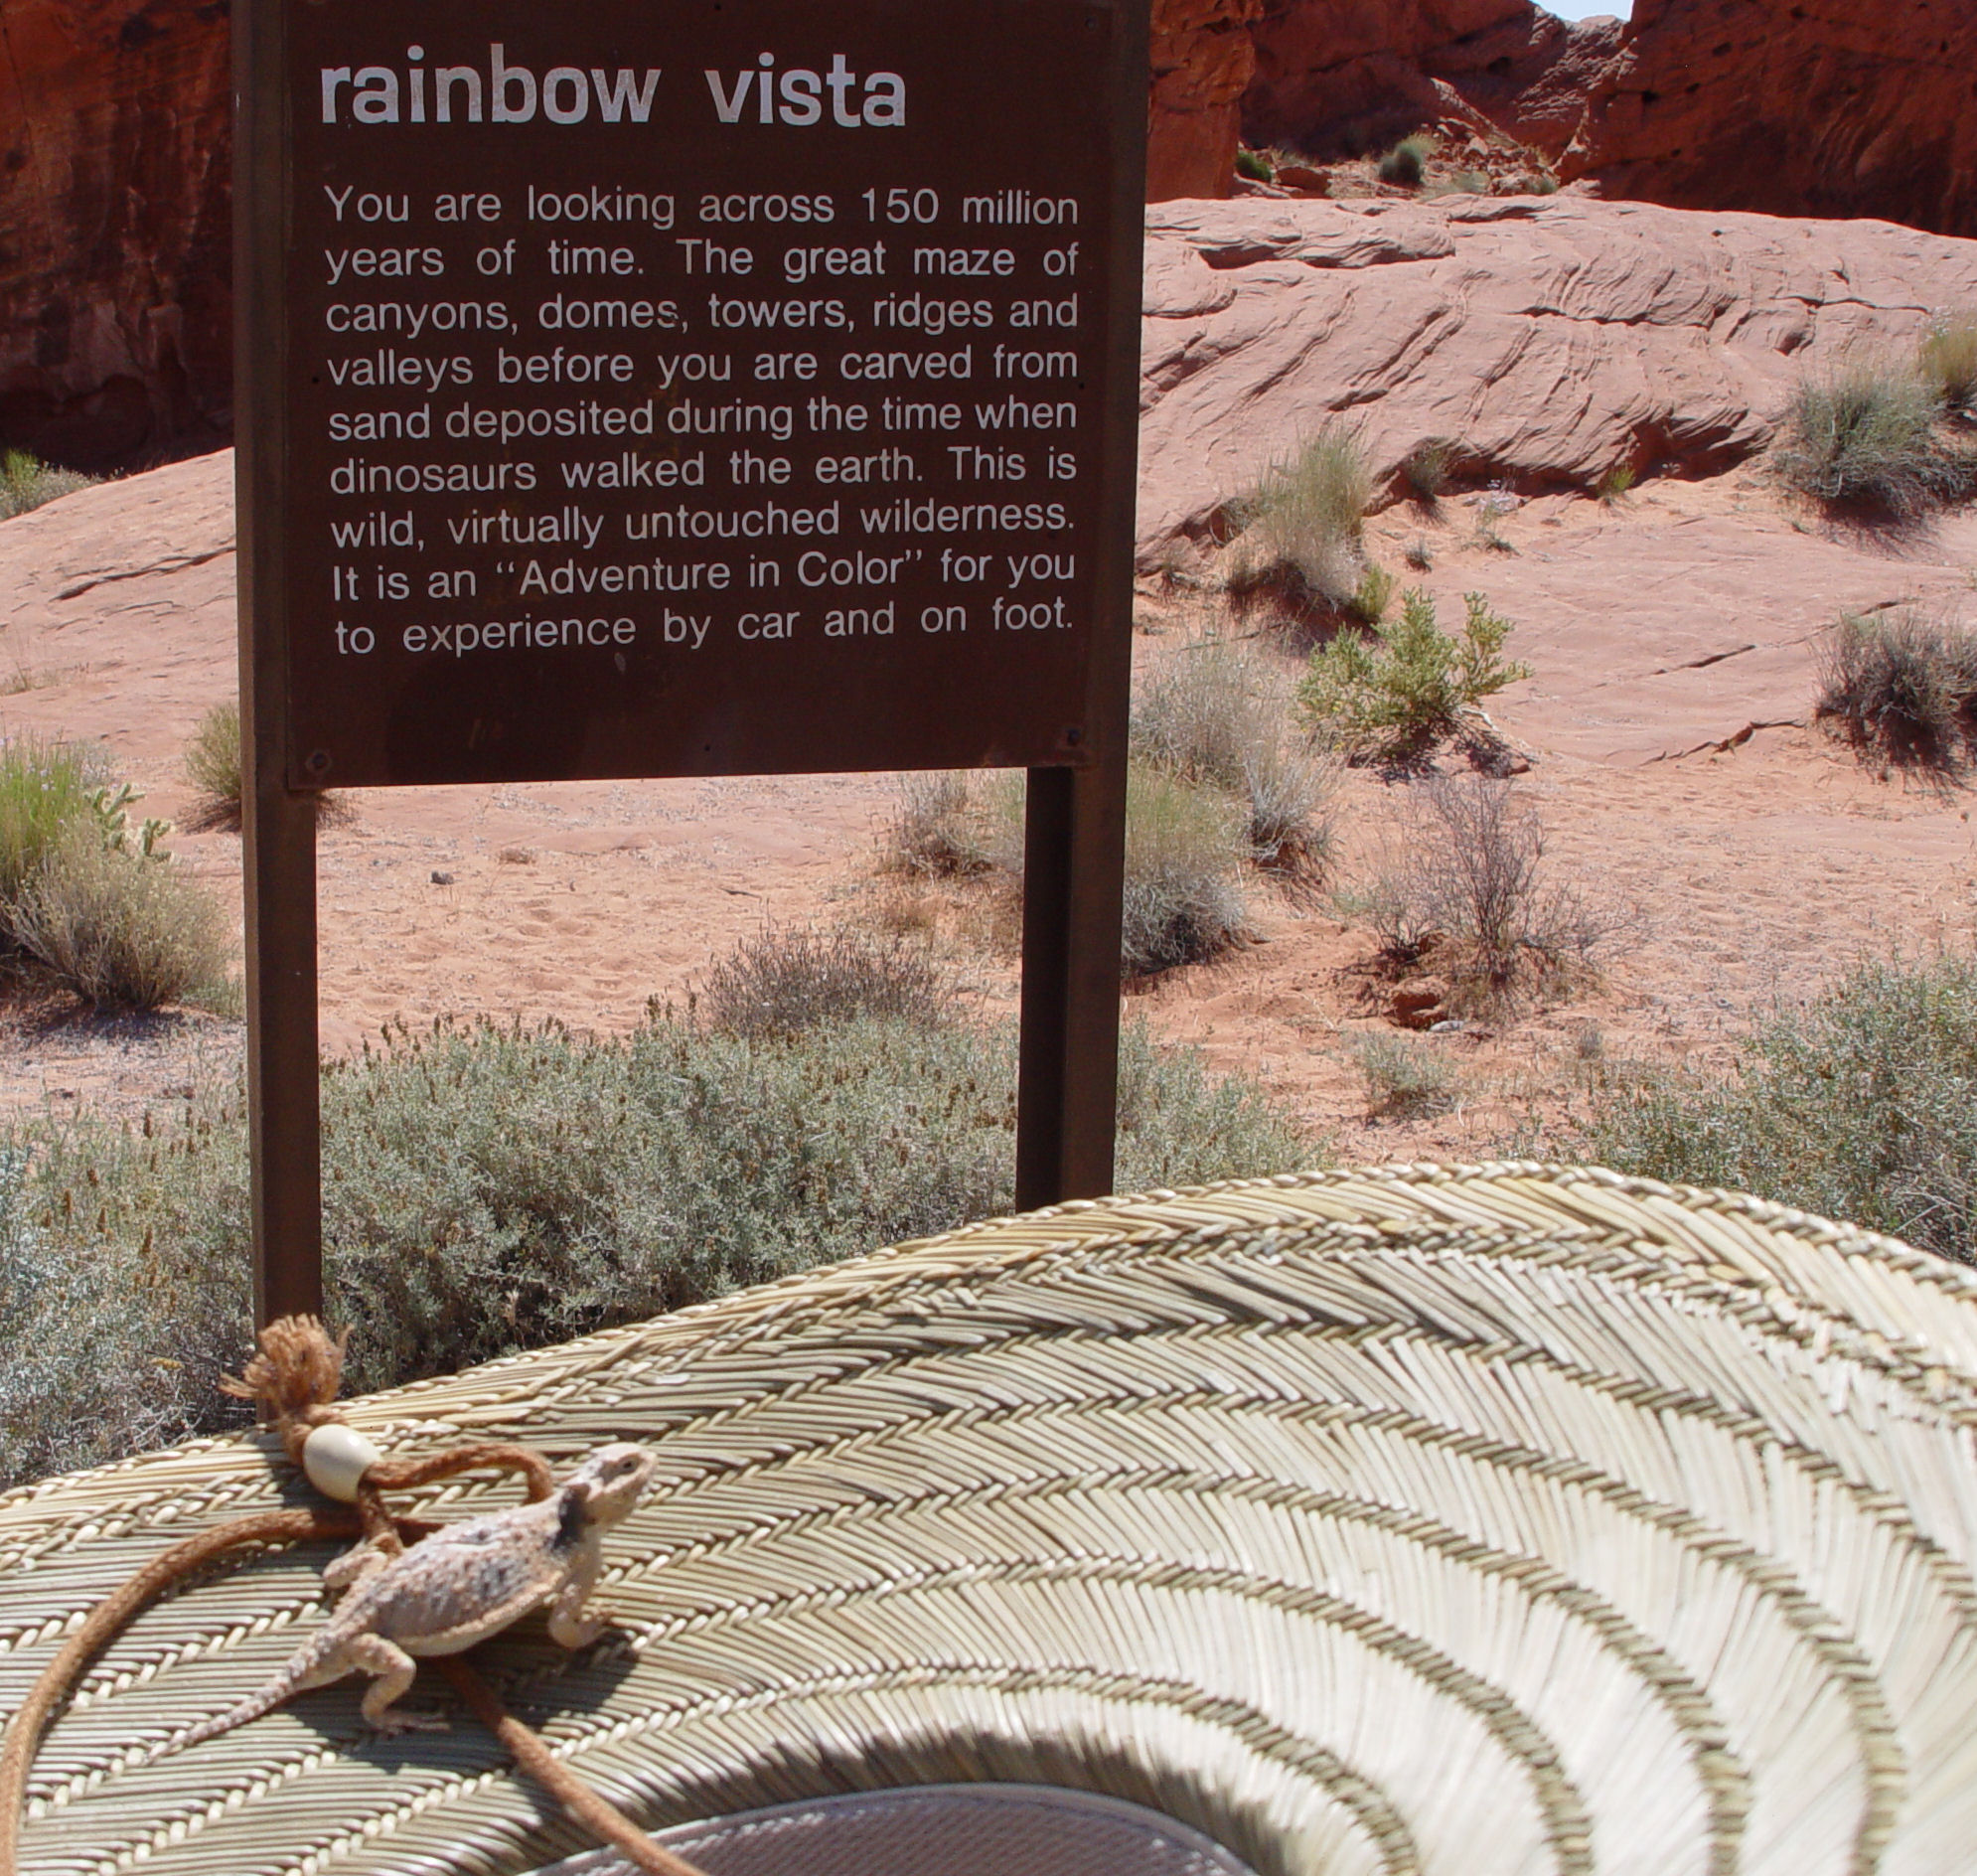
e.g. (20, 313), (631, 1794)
(236, 0), (1145, 1321)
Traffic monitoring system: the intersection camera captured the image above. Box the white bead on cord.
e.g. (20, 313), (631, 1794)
(302, 1422), (382, 1502)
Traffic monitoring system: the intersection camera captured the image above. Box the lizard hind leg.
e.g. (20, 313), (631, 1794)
(345, 1635), (446, 1735)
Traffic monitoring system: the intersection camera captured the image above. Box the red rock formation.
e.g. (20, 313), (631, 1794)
(0, 0), (231, 469)
(1565, 0), (1977, 239)
(1149, 0), (1263, 200)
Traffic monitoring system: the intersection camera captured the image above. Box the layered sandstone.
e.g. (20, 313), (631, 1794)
(0, 0), (232, 468)
(1563, 0), (1977, 238)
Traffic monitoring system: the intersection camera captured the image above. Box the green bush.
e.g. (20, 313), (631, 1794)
(1772, 362), (1972, 520)
(1920, 313), (1977, 417)
(1597, 464), (1636, 504)
(1228, 422), (1373, 627)
(1378, 135), (1433, 188)
(0, 999), (1313, 1487)
(0, 450), (96, 521)
(1235, 148), (1272, 183)
(180, 699), (352, 833)
(1401, 440), (1454, 506)
(1816, 609), (1977, 781)
(1584, 952), (1977, 1263)
(1297, 587), (1530, 766)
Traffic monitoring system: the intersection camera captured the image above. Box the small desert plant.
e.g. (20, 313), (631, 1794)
(1119, 765), (1251, 973)
(1427, 170), (1489, 198)
(1920, 312), (1977, 417)
(9, 830), (231, 1011)
(1772, 361), (1972, 520)
(1235, 148), (1272, 183)
(698, 923), (956, 1039)
(1228, 422), (1373, 626)
(180, 700), (351, 833)
(1349, 1031), (1459, 1119)
(1474, 487), (1518, 552)
(883, 770), (996, 877)
(1297, 587), (1530, 766)
(0, 736), (107, 915)
(0, 449), (96, 521)
(1584, 951), (1977, 1264)
(1132, 642), (1335, 892)
(1401, 440), (1454, 506)
(1403, 537), (1434, 571)
(1597, 463), (1636, 504)
(1378, 134), (1433, 188)
(1344, 563), (1397, 626)
(1815, 608), (1977, 781)
(1368, 775), (1610, 1009)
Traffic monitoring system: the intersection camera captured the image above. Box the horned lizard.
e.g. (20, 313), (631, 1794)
(177, 1442), (659, 1746)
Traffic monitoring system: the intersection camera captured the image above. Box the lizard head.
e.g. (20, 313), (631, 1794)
(564, 1442), (660, 1526)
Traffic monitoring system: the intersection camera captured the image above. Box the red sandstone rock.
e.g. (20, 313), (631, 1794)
(1149, 0), (1263, 201)
(0, 0), (231, 469)
(1566, 0), (1977, 239)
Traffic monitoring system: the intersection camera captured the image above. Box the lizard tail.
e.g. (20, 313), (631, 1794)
(168, 1628), (344, 1756)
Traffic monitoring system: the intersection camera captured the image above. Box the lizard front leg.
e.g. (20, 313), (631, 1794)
(322, 1539), (394, 1600)
(345, 1634), (446, 1734)
(545, 1544), (607, 1650)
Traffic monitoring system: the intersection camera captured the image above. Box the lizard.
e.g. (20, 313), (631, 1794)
(174, 1442), (660, 1748)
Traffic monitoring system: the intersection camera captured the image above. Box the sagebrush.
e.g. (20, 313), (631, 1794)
(1772, 361), (1972, 520)
(1378, 135), (1432, 188)
(1583, 951), (1977, 1264)
(0, 450), (96, 521)
(0, 989), (1312, 1486)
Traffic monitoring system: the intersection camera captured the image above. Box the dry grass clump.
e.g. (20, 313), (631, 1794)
(1132, 640), (1336, 895)
(1349, 1030), (1459, 1119)
(0, 985), (1312, 1486)
(1378, 134), (1433, 188)
(1368, 775), (1612, 1013)
(1772, 360), (1974, 521)
(699, 923), (957, 1039)
(1920, 312), (1977, 417)
(1119, 765), (1253, 974)
(0, 449), (96, 521)
(181, 699), (352, 832)
(1227, 422), (1373, 630)
(1585, 951), (1977, 1265)
(1401, 439), (1454, 506)
(1815, 609), (1977, 782)
(881, 770), (998, 878)
(1297, 587), (1529, 768)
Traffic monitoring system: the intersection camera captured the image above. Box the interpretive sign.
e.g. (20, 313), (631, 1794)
(236, 0), (1144, 1322)
(255, 0), (1142, 786)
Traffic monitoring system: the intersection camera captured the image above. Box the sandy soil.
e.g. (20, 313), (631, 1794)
(0, 449), (1972, 1172)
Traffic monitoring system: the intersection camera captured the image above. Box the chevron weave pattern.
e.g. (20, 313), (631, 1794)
(3, 1163), (1975, 1876)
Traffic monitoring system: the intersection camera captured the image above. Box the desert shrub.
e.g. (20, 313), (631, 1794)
(1297, 587), (1530, 766)
(1344, 563), (1396, 626)
(1920, 312), (1977, 417)
(180, 699), (352, 833)
(1584, 952), (1977, 1264)
(1368, 775), (1609, 1009)
(0, 449), (96, 521)
(1132, 643), (1335, 894)
(1597, 464), (1636, 504)
(1228, 422), (1372, 626)
(1815, 608), (1977, 781)
(1403, 537), (1434, 571)
(1349, 1031), (1459, 1119)
(1119, 765), (1251, 973)
(11, 832), (232, 1011)
(0, 997), (1312, 1486)
(699, 923), (956, 1039)
(1235, 148), (1272, 183)
(0, 735), (107, 914)
(1772, 361), (1972, 519)
(882, 770), (997, 878)
(1378, 135), (1433, 188)
(1401, 440), (1454, 505)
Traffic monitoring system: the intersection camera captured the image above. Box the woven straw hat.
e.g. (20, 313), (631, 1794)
(4, 1162), (1976, 1876)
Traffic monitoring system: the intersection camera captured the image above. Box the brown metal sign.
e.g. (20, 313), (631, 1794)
(259, 0), (1142, 787)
